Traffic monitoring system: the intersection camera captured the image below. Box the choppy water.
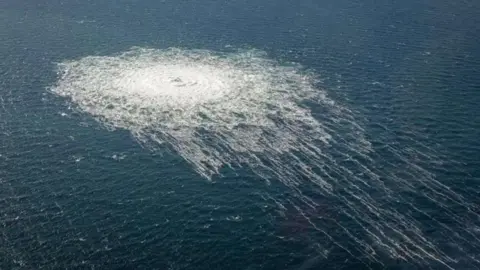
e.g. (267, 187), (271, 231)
(1, 1), (480, 269)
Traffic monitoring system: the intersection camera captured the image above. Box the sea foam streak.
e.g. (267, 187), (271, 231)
(51, 47), (479, 269)
(51, 47), (345, 182)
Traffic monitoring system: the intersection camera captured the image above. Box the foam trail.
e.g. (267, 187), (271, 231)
(50, 47), (479, 269)
(51, 47), (340, 181)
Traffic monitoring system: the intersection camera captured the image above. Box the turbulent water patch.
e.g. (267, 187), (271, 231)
(51, 47), (353, 182)
(50, 47), (480, 269)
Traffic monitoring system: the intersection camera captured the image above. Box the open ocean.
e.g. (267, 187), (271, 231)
(1, 0), (480, 269)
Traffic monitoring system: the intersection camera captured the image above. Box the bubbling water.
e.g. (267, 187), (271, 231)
(50, 47), (480, 269)
(51, 47), (348, 181)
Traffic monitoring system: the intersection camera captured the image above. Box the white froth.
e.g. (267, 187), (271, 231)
(113, 65), (231, 104)
(50, 47), (479, 268)
(52, 47), (333, 178)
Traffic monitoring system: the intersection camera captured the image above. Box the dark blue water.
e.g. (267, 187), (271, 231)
(1, 0), (480, 269)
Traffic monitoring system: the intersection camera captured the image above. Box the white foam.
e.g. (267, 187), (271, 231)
(51, 47), (342, 181)
(50, 47), (478, 268)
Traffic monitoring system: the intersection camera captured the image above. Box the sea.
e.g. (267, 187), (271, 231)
(1, 0), (480, 269)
